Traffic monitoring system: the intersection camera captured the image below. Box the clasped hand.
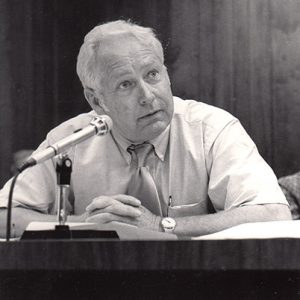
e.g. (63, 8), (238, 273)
(83, 194), (161, 231)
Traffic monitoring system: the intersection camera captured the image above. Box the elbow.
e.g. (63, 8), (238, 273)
(263, 204), (292, 221)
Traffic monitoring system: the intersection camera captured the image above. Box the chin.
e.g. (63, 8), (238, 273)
(131, 119), (170, 142)
(144, 123), (168, 141)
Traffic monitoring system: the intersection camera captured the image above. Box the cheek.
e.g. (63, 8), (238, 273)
(106, 97), (127, 115)
(113, 103), (135, 120)
(110, 103), (137, 128)
(156, 81), (172, 101)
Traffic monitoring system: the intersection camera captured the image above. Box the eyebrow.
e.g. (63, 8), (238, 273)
(139, 57), (161, 69)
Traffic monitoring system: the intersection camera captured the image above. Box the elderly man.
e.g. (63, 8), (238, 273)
(0, 20), (291, 238)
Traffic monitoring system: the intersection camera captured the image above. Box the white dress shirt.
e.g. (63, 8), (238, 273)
(0, 97), (288, 217)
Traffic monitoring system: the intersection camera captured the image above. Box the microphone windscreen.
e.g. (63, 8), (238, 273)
(101, 115), (113, 131)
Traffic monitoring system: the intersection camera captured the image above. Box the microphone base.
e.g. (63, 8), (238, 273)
(21, 225), (119, 240)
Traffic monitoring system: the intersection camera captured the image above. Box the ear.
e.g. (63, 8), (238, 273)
(84, 88), (109, 114)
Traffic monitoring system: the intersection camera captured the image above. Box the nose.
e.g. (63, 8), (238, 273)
(138, 81), (155, 105)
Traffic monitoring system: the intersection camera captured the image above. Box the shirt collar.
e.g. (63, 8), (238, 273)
(111, 125), (170, 165)
(150, 125), (170, 161)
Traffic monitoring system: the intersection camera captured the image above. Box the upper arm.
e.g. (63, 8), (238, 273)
(206, 120), (288, 211)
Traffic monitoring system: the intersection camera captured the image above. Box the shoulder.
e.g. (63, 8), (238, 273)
(46, 111), (98, 143)
(172, 96), (238, 133)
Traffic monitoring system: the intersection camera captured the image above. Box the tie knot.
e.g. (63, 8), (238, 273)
(128, 142), (154, 167)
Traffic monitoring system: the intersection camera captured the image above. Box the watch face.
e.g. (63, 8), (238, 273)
(162, 217), (176, 229)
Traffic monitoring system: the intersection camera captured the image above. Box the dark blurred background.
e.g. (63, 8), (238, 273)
(0, 0), (300, 187)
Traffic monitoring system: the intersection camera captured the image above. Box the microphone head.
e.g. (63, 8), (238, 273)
(100, 115), (113, 131)
(91, 115), (113, 136)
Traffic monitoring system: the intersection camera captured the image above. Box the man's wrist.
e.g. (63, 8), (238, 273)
(153, 215), (163, 232)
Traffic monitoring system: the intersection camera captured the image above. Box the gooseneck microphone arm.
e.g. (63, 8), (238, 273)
(6, 115), (113, 241)
(18, 115), (113, 172)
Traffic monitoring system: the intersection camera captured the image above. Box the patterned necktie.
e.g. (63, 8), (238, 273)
(127, 143), (162, 215)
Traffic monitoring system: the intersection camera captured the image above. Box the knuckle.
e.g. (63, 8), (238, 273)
(110, 203), (119, 210)
(102, 212), (113, 222)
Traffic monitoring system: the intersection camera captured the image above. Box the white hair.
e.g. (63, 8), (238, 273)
(76, 20), (164, 91)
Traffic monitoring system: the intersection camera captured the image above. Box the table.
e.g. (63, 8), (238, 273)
(1, 239), (300, 299)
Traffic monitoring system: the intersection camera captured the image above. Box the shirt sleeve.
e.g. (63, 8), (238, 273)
(0, 138), (75, 214)
(0, 140), (57, 213)
(206, 119), (288, 211)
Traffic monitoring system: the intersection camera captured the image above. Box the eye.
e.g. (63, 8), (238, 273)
(147, 70), (160, 79)
(118, 80), (133, 90)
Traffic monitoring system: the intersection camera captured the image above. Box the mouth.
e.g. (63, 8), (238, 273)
(138, 110), (162, 120)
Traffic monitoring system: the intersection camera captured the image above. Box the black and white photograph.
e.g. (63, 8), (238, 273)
(0, 0), (300, 299)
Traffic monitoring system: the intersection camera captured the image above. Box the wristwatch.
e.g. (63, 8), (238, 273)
(161, 217), (176, 233)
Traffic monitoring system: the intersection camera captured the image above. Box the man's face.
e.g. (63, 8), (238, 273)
(93, 36), (174, 143)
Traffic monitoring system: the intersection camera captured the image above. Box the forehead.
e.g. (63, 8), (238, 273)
(97, 35), (162, 76)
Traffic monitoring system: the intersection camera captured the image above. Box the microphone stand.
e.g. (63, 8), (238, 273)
(54, 154), (72, 237)
(21, 153), (119, 240)
(21, 154), (73, 239)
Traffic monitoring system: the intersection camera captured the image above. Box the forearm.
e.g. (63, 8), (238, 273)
(173, 204), (292, 237)
(0, 207), (85, 238)
(0, 207), (54, 238)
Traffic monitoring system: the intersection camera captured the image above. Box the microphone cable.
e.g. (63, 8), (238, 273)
(6, 168), (24, 241)
(6, 154), (33, 241)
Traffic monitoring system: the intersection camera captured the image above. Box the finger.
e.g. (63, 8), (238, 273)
(112, 194), (141, 207)
(102, 202), (141, 217)
(86, 196), (117, 212)
(88, 202), (141, 218)
(86, 195), (140, 212)
(86, 212), (138, 226)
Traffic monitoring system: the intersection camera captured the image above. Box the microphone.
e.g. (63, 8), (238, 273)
(19, 115), (113, 172)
